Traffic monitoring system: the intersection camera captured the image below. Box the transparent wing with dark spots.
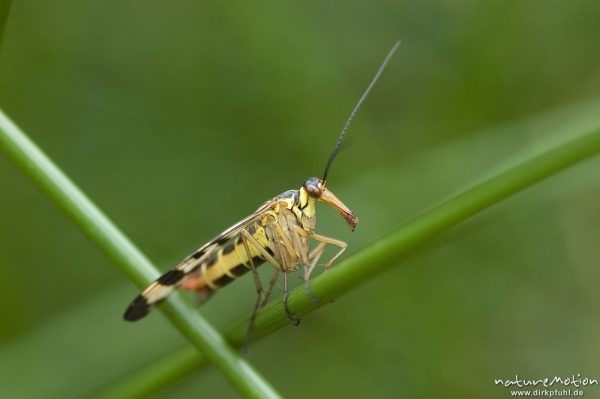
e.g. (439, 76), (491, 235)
(123, 200), (274, 321)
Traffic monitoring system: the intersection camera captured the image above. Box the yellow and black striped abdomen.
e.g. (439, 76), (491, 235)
(124, 219), (275, 321)
(199, 222), (271, 291)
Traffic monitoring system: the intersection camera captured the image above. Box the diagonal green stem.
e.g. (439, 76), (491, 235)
(0, 109), (282, 399)
(95, 348), (203, 399)
(100, 127), (600, 398)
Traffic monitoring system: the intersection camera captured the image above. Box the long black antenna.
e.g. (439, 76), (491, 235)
(322, 40), (401, 183)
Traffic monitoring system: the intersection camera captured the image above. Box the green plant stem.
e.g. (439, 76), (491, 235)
(101, 127), (600, 398)
(0, 109), (282, 399)
(98, 349), (202, 399)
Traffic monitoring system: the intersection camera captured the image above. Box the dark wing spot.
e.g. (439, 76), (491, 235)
(124, 295), (150, 321)
(275, 190), (297, 200)
(157, 269), (185, 286)
(222, 242), (236, 255)
(215, 236), (229, 246)
(265, 247), (274, 256)
(206, 255), (218, 267)
(190, 250), (204, 260)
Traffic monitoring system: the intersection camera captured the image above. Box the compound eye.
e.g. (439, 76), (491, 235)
(305, 184), (321, 197)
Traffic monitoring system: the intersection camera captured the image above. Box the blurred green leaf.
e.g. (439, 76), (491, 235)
(0, 0), (11, 50)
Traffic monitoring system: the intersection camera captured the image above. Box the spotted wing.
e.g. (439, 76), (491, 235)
(123, 200), (274, 321)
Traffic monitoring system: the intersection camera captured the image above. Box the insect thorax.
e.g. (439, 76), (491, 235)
(274, 188), (317, 232)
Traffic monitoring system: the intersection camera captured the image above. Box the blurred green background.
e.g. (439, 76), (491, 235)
(1, 1), (600, 398)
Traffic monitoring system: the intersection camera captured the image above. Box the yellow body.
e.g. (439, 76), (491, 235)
(182, 191), (317, 293)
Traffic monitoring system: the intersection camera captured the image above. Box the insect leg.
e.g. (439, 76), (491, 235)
(267, 221), (301, 326)
(260, 270), (279, 308)
(239, 227), (293, 350)
(240, 230), (263, 355)
(290, 227), (309, 265)
(308, 242), (327, 260)
(282, 269), (300, 326)
(311, 233), (347, 270)
(240, 228), (280, 266)
(240, 228), (282, 307)
(303, 242), (327, 303)
(240, 227), (288, 353)
(306, 242), (326, 278)
(271, 220), (298, 259)
(300, 235), (346, 305)
(288, 226), (320, 303)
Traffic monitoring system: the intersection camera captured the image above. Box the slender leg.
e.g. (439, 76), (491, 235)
(303, 242), (326, 303)
(260, 270), (279, 308)
(286, 227), (319, 304)
(282, 270), (300, 326)
(241, 232), (263, 294)
(311, 233), (347, 270)
(243, 225), (301, 327)
(291, 227), (309, 266)
(239, 229), (283, 306)
(240, 231), (262, 355)
(268, 221), (302, 326)
(239, 227), (293, 353)
(308, 242), (327, 260)
(272, 220), (298, 259)
(241, 229), (281, 267)
(300, 234), (347, 306)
